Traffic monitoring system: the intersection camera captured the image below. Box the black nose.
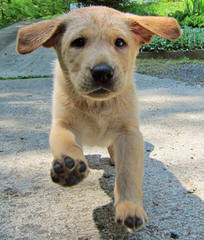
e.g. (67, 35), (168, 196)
(91, 64), (114, 85)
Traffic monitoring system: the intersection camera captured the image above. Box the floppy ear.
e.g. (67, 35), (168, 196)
(125, 14), (181, 45)
(16, 18), (66, 54)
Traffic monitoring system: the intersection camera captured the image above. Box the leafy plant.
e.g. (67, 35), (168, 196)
(171, 10), (188, 23)
(75, 0), (129, 9)
(182, 15), (204, 27)
(124, 0), (185, 17)
(185, 0), (204, 15)
(0, 0), (72, 29)
(171, 0), (204, 27)
(141, 26), (204, 52)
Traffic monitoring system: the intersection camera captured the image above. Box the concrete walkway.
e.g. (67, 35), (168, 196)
(0, 23), (204, 240)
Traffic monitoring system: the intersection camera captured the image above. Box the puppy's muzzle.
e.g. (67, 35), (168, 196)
(91, 63), (114, 90)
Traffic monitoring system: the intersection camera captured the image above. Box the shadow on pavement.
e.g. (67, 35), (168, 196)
(88, 142), (204, 240)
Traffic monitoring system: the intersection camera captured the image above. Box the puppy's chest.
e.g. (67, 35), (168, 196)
(96, 115), (109, 128)
(79, 113), (115, 147)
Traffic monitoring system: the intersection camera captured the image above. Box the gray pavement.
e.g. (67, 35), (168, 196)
(0, 20), (55, 78)
(0, 22), (204, 240)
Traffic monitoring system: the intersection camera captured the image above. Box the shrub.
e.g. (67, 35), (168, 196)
(185, 0), (204, 16)
(171, 0), (204, 27)
(141, 26), (204, 52)
(75, 0), (129, 9)
(126, 0), (203, 28)
(0, 0), (68, 29)
(123, 0), (185, 17)
(181, 15), (204, 27)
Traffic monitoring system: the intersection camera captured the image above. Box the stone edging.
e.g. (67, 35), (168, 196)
(138, 49), (204, 59)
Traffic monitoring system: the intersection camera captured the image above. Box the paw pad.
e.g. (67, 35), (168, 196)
(53, 162), (64, 174)
(124, 217), (134, 229)
(115, 201), (147, 230)
(117, 215), (145, 230)
(64, 156), (75, 169)
(50, 156), (89, 187)
(78, 161), (86, 172)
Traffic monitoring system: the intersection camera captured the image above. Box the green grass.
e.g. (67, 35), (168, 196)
(0, 75), (52, 80)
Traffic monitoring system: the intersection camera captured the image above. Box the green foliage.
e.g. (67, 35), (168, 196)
(0, 0), (203, 29)
(123, 0), (185, 17)
(0, 0), (71, 29)
(0, 0), (203, 53)
(181, 15), (204, 27)
(185, 0), (204, 15)
(170, 0), (204, 27)
(171, 10), (187, 23)
(126, 0), (203, 28)
(75, 0), (128, 9)
(141, 26), (204, 52)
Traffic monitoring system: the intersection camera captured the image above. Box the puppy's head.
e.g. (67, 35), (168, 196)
(17, 6), (181, 100)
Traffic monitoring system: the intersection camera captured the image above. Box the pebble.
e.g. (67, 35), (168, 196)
(103, 173), (111, 178)
(170, 231), (179, 239)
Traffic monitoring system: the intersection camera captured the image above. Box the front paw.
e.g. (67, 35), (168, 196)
(115, 201), (148, 230)
(50, 156), (89, 187)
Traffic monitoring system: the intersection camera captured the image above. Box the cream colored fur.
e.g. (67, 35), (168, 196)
(17, 6), (181, 230)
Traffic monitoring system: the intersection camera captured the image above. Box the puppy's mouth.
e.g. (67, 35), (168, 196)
(88, 88), (111, 97)
(83, 87), (112, 98)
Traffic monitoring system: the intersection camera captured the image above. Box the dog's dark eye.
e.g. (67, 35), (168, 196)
(115, 38), (126, 48)
(71, 38), (86, 48)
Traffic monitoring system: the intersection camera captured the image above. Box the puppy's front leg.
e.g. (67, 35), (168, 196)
(113, 128), (147, 230)
(49, 122), (89, 187)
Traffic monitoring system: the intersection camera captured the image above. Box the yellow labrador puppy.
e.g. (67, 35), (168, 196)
(17, 6), (181, 230)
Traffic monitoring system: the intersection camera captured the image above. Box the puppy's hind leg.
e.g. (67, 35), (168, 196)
(108, 145), (115, 166)
(49, 122), (89, 187)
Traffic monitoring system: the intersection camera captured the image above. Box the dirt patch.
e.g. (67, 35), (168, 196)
(136, 58), (204, 86)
